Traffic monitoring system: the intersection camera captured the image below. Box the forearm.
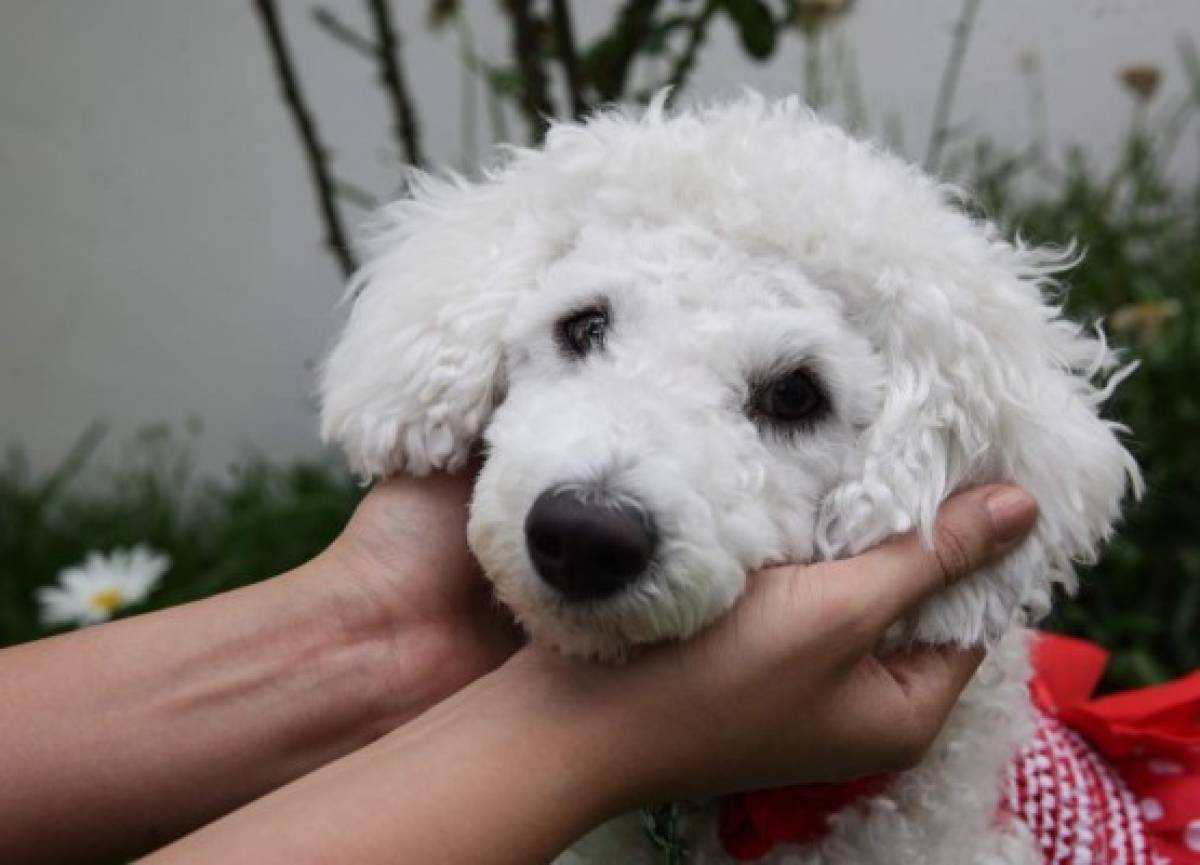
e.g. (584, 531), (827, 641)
(0, 552), (446, 864)
(145, 656), (628, 865)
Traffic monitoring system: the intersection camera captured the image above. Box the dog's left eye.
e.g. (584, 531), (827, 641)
(749, 368), (830, 429)
(557, 306), (609, 358)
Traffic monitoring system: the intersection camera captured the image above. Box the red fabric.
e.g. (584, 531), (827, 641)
(1022, 633), (1200, 865)
(718, 774), (894, 860)
(717, 633), (1200, 863)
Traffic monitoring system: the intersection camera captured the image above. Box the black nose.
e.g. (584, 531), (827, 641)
(524, 488), (656, 602)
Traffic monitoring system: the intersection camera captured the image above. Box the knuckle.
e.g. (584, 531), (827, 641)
(932, 523), (975, 587)
(819, 579), (881, 648)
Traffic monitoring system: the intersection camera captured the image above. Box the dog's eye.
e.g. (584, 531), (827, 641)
(749, 368), (830, 429)
(557, 306), (609, 358)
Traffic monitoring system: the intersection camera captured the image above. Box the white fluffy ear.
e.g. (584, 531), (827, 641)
(319, 173), (535, 478)
(817, 249), (1142, 645)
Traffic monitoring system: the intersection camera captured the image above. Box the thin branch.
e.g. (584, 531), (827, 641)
(550, 0), (588, 119)
(510, 0), (556, 143)
(803, 31), (824, 108)
(663, 0), (719, 104)
(366, 0), (424, 167)
(1157, 36), (1200, 169)
(834, 34), (869, 133)
(456, 10), (481, 167)
(252, 0), (356, 278)
(332, 176), (380, 211)
(884, 112), (906, 154)
(924, 0), (982, 173)
(311, 7), (376, 61)
(594, 0), (661, 102)
(1017, 51), (1049, 173)
(456, 15), (512, 144)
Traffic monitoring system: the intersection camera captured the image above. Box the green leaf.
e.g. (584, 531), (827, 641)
(642, 14), (693, 56)
(485, 66), (523, 98)
(719, 0), (777, 60)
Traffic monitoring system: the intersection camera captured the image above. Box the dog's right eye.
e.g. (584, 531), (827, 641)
(746, 366), (831, 435)
(556, 306), (609, 358)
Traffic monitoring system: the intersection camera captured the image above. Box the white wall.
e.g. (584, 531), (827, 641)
(1, 0), (1195, 475)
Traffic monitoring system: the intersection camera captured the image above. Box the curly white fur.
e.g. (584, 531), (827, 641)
(319, 93), (1139, 863)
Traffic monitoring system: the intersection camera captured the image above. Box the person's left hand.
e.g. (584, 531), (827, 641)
(315, 467), (521, 731)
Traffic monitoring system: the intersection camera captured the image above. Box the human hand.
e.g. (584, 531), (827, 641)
(314, 467), (521, 730)
(141, 484), (1038, 865)
(495, 484), (1039, 806)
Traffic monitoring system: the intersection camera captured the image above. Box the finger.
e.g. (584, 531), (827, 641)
(825, 485), (1038, 633)
(845, 646), (986, 772)
(881, 645), (986, 711)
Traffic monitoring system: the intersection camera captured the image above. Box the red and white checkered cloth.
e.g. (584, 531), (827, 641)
(1004, 635), (1200, 865)
(719, 634), (1200, 863)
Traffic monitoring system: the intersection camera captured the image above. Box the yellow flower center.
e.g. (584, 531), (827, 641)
(90, 589), (126, 614)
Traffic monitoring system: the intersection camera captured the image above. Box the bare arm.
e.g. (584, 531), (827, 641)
(0, 471), (517, 864)
(147, 485), (1037, 865)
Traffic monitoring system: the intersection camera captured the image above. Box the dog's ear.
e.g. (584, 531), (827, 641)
(817, 250), (1141, 644)
(319, 173), (534, 478)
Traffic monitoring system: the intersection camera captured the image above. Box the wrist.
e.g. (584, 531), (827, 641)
(492, 648), (673, 817)
(283, 547), (509, 738)
(153, 651), (634, 864)
(389, 654), (632, 854)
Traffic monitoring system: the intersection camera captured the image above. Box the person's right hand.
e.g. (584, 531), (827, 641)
(498, 483), (1039, 805)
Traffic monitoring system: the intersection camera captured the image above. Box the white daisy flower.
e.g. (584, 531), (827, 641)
(37, 545), (170, 628)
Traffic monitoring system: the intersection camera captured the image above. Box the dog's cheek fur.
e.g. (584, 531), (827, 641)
(817, 258), (1141, 646)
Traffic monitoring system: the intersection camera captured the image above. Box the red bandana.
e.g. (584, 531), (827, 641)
(718, 633), (1200, 863)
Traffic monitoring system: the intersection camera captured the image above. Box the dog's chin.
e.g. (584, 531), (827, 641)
(489, 571), (723, 662)
(520, 611), (645, 662)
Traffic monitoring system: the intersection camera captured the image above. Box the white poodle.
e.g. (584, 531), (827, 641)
(319, 94), (1141, 865)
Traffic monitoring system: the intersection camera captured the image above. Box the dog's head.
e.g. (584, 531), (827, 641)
(320, 95), (1140, 658)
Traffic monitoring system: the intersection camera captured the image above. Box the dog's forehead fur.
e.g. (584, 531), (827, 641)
(320, 93), (1139, 656)
(491, 95), (991, 290)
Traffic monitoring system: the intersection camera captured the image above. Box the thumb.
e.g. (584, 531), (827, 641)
(829, 485), (1039, 633)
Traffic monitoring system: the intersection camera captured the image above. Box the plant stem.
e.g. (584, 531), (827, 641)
(664, 0), (719, 103)
(1018, 52), (1050, 176)
(252, 0), (357, 278)
(366, 0), (424, 167)
(925, 0), (982, 173)
(457, 10), (480, 166)
(312, 7), (376, 61)
(456, 15), (511, 145)
(551, 0), (588, 119)
(834, 34), (868, 133)
(510, 0), (557, 143)
(1157, 36), (1200, 169)
(804, 31), (823, 109)
(594, 0), (662, 102)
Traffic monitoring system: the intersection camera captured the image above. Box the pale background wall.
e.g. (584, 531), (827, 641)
(1, 0), (1196, 476)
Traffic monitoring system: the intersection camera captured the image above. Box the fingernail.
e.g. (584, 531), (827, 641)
(985, 487), (1038, 544)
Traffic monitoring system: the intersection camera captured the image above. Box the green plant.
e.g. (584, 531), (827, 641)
(0, 425), (361, 647)
(1020, 152), (1199, 689)
(958, 44), (1200, 689)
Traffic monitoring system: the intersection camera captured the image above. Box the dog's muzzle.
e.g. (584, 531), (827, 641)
(523, 486), (656, 602)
